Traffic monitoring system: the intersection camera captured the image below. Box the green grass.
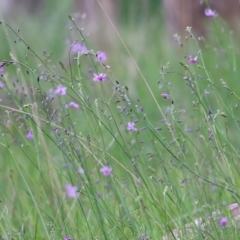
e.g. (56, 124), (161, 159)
(0, 2), (240, 239)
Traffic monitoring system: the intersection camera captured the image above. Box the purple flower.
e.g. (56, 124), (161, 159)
(0, 62), (4, 72)
(93, 73), (107, 82)
(54, 85), (67, 95)
(65, 184), (78, 198)
(88, 68), (93, 75)
(127, 122), (137, 131)
(78, 168), (84, 174)
(0, 81), (4, 89)
(205, 8), (216, 17)
(71, 42), (88, 53)
(62, 163), (71, 169)
(219, 217), (228, 227)
(161, 92), (171, 99)
(64, 237), (72, 240)
(69, 101), (79, 109)
(100, 166), (112, 176)
(188, 56), (198, 64)
(96, 51), (107, 62)
(26, 130), (34, 140)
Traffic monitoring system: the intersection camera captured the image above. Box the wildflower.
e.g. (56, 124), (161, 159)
(69, 101), (79, 109)
(93, 73), (107, 82)
(0, 62), (4, 72)
(179, 109), (186, 114)
(88, 68), (93, 74)
(64, 237), (72, 240)
(78, 168), (84, 174)
(65, 184), (78, 198)
(71, 42), (87, 53)
(188, 56), (198, 64)
(96, 51), (107, 62)
(54, 85), (67, 95)
(100, 166), (112, 176)
(219, 217), (228, 227)
(205, 8), (216, 17)
(6, 120), (11, 126)
(127, 122), (137, 131)
(161, 92), (171, 99)
(26, 130), (34, 140)
(62, 163), (71, 168)
(0, 81), (4, 89)
(136, 178), (141, 184)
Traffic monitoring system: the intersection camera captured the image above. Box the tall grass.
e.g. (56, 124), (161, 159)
(0, 2), (240, 240)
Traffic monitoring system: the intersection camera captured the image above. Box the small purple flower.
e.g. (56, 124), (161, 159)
(71, 42), (88, 53)
(0, 81), (4, 89)
(96, 51), (107, 62)
(64, 237), (72, 240)
(100, 166), (112, 176)
(136, 178), (141, 184)
(78, 168), (84, 174)
(205, 8), (216, 17)
(219, 217), (228, 227)
(93, 73), (107, 82)
(65, 184), (78, 198)
(62, 163), (71, 169)
(88, 68), (93, 75)
(0, 62), (4, 72)
(179, 109), (186, 114)
(161, 92), (171, 99)
(55, 85), (67, 95)
(69, 101), (79, 109)
(188, 56), (198, 64)
(6, 120), (11, 126)
(26, 130), (34, 140)
(127, 122), (137, 131)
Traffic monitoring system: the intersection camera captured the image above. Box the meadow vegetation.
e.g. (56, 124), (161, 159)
(1, 1), (240, 239)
